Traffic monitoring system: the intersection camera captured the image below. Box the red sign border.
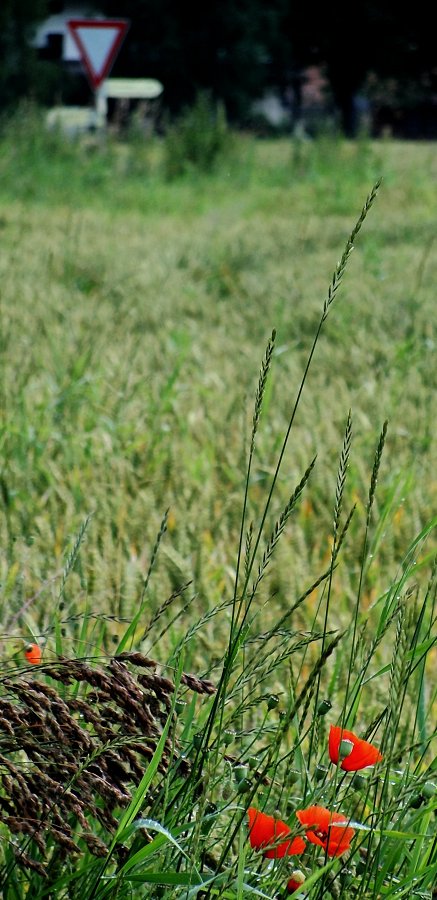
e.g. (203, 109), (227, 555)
(67, 19), (130, 90)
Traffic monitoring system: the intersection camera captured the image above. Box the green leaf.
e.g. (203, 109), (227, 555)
(118, 819), (193, 874)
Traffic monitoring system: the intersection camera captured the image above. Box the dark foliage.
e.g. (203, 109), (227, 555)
(1, 1), (436, 135)
(0, 0), (54, 109)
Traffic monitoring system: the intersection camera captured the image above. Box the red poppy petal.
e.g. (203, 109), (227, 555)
(340, 738), (383, 771)
(307, 827), (354, 857)
(326, 831), (354, 856)
(265, 835), (306, 858)
(296, 806), (354, 857)
(328, 724), (342, 763)
(329, 811), (352, 825)
(325, 841), (349, 857)
(306, 831), (326, 849)
(247, 808), (290, 852)
(328, 725), (358, 763)
(329, 725), (382, 771)
(296, 805), (331, 831)
(330, 824), (355, 844)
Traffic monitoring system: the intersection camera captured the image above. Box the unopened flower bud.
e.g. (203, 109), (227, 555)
(193, 732), (203, 750)
(236, 776), (251, 794)
(200, 802), (217, 834)
(267, 694), (279, 710)
(234, 764), (248, 783)
(422, 780), (436, 799)
(339, 738), (354, 759)
(352, 773), (366, 790)
(341, 870), (354, 887)
(288, 769), (300, 785)
(221, 780), (233, 801)
(287, 870), (305, 894)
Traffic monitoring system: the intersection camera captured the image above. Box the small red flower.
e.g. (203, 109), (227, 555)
(247, 807), (306, 858)
(296, 805), (355, 857)
(287, 870), (305, 893)
(24, 643), (42, 665)
(329, 724), (383, 771)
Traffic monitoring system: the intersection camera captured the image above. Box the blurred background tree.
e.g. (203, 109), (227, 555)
(0, 0), (56, 109)
(1, 0), (435, 137)
(282, 0), (436, 135)
(101, 0), (287, 121)
(100, 0), (436, 134)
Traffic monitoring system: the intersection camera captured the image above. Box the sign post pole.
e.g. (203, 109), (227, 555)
(95, 82), (108, 126)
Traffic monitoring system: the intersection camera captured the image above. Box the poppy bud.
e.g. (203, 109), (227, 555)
(341, 869), (354, 887)
(221, 780), (233, 801)
(237, 776), (251, 794)
(192, 732), (203, 750)
(200, 802), (217, 834)
(267, 694), (279, 710)
(234, 764), (249, 783)
(422, 781), (436, 799)
(24, 643), (42, 665)
(339, 738), (354, 759)
(287, 870), (305, 893)
(288, 769), (300, 784)
(352, 773), (366, 790)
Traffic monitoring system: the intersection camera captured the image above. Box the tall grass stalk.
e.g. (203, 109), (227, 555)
(194, 181), (381, 788)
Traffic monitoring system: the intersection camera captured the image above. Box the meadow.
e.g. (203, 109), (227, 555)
(0, 106), (436, 898)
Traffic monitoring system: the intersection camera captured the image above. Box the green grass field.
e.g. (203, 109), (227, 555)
(0, 109), (436, 897)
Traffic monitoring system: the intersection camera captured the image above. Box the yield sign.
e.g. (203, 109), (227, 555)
(67, 19), (130, 90)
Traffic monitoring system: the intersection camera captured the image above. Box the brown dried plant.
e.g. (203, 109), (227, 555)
(0, 652), (215, 875)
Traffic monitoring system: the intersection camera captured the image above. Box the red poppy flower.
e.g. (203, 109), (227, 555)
(24, 643), (42, 665)
(296, 805), (355, 857)
(247, 807), (306, 858)
(287, 870), (305, 893)
(329, 724), (383, 771)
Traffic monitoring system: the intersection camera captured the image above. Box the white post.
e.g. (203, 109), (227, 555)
(95, 82), (108, 128)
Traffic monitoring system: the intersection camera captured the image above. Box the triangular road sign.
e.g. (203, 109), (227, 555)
(67, 19), (130, 90)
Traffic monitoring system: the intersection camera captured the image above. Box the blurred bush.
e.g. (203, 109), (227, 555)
(163, 92), (232, 179)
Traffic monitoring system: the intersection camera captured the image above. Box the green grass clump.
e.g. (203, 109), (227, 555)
(0, 109), (436, 897)
(162, 91), (232, 179)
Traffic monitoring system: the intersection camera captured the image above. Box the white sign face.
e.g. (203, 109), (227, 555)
(105, 78), (164, 100)
(67, 19), (129, 90)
